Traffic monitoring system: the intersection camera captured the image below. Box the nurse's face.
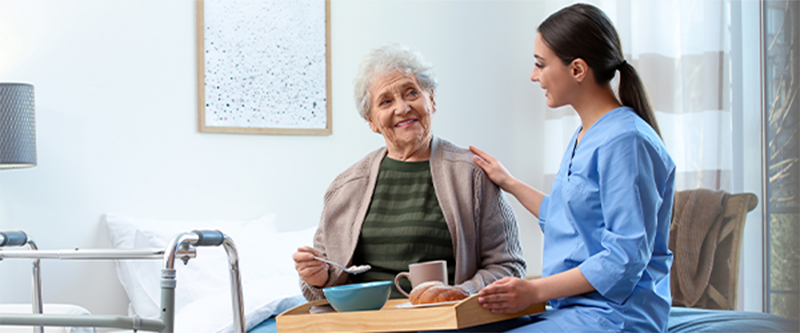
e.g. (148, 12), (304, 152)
(530, 33), (579, 108)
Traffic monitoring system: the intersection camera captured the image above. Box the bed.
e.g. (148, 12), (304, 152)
(103, 214), (798, 333)
(667, 306), (797, 333)
(245, 299), (799, 333)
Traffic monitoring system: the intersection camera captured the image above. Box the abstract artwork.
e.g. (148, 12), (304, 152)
(197, 0), (331, 135)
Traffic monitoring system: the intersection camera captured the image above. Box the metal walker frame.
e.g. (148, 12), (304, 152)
(0, 229), (246, 333)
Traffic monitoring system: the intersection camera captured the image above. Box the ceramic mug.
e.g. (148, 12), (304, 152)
(393, 260), (448, 297)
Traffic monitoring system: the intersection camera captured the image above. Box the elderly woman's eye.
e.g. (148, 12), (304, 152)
(407, 90), (419, 98)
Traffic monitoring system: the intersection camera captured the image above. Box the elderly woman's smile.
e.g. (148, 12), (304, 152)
(367, 70), (436, 161)
(395, 119), (417, 128)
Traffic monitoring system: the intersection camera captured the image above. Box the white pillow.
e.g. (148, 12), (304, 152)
(172, 226), (317, 332)
(105, 214), (278, 319)
(105, 214), (316, 333)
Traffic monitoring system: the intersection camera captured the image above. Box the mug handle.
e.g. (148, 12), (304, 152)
(394, 272), (412, 297)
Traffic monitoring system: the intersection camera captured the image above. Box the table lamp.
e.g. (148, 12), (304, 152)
(0, 83), (36, 169)
(0, 82), (41, 330)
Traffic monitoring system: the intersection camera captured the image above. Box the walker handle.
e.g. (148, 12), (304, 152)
(192, 230), (225, 246)
(0, 230), (28, 247)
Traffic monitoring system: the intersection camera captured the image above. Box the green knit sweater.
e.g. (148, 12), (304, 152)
(350, 157), (456, 298)
(299, 136), (526, 302)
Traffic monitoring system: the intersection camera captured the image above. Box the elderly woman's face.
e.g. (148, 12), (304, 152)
(367, 71), (436, 149)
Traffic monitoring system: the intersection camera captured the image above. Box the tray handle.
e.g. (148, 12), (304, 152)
(454, 293), (546, 328)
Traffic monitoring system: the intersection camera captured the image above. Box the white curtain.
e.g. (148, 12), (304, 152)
(542, 0), (734, 193)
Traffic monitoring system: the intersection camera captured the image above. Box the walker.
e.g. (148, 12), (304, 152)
(0, 229), (246, 333)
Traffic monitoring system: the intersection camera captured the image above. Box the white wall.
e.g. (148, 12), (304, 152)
(0, 0), (769, 318)
(0, 0), (546, 315)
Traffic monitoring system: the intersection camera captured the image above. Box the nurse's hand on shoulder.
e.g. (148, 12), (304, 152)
(477, 276), (537, 314)
(470, 146), (515, 191)
(293, 246), (329, 287)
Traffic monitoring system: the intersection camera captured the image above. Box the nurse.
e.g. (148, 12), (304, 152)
(471, 3), (675, 332)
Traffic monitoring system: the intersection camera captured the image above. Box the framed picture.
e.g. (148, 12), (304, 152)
(197, 0), (331, 135)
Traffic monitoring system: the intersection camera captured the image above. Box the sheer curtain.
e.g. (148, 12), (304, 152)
(542, 0), (734, 193)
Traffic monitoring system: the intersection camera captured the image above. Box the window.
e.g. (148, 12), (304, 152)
(763, 0), (799, 320)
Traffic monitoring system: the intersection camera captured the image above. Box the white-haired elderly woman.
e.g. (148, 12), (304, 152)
(293, 43), (526, 301)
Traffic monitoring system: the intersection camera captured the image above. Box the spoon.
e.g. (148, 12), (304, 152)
(313, 256), (371, 274)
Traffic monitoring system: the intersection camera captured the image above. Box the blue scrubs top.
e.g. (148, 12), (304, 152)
(538, 107), (675, 332)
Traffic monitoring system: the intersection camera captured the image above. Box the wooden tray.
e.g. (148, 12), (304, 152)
(276, 294), (545, 332)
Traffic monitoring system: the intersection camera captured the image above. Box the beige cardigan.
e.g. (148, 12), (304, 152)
(300, 136), (526, 301)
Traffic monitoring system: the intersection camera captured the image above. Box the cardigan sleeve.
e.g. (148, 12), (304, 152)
(299, 182), (337, 301)
(299, 227), (330, 301)
(458, 168), (527, 294)
(299, 183), (359, 301)
(299, 149), (382, 301)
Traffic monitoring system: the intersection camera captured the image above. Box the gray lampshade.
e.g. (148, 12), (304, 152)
(0, 83), (37, 169)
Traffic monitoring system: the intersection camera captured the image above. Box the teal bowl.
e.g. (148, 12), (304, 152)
(323, 281), (392, 312)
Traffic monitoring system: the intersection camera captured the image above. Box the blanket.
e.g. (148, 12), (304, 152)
(669, 189), (728, 308)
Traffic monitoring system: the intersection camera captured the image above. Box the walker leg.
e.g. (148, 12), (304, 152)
(159, 268), (176, 333)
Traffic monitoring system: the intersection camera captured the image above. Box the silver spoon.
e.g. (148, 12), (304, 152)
(313, 256), (371, 274)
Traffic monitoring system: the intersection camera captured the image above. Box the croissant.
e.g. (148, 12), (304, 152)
(409, 281), (469, 305)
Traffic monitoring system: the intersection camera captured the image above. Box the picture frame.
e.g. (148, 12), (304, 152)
(196, 0), (331, 135)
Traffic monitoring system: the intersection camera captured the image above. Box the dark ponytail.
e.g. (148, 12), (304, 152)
(617, 62), (661, 137)
(538, 3), (662, 138)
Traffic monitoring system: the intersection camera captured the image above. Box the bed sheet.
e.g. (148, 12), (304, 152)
(247, 295), (307, 333)
(668, 306), (798, 333)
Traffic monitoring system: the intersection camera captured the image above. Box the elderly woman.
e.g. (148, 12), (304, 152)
(293, 43), (526, 300)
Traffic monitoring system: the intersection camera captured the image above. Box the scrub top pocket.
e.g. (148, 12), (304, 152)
(563, 174), (603, 228)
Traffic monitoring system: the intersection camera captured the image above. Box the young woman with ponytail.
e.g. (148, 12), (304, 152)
(469, 3), (675, 332)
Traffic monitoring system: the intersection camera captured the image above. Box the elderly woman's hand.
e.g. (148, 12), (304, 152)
(293, 246), (329, 287)
(470, 146), (516, 191)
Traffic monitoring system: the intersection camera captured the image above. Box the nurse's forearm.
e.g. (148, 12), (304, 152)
(503, 178), (545, 218)
(530, 267), (595, 303)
